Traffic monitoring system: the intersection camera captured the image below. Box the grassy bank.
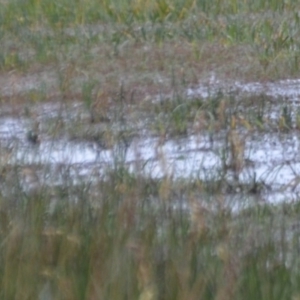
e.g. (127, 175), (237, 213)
(0, 0), (300, 299)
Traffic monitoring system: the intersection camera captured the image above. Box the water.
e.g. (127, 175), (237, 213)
(1, 76), (300, 207)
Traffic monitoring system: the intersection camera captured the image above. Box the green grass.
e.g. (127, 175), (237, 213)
(0, 0), (300, 299)
(0, 169), (300, 299)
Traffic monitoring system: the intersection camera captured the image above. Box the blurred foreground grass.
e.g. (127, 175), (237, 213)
(1, 169), (300, 299)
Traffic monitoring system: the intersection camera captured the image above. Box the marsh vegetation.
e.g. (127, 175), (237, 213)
(0, 0), (300, 299)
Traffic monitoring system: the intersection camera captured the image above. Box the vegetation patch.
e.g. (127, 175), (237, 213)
(1, 0), (300, 299)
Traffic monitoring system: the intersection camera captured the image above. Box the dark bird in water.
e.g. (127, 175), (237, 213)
(27, 130), (39, 144)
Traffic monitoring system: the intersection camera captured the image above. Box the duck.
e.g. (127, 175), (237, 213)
(26, 130), (39, 144)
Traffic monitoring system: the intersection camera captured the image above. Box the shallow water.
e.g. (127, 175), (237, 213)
(1, 77), (300, 207)
(187, 74), (300, 102)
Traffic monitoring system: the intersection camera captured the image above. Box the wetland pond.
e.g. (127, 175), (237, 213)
(1, 75), (300, 211)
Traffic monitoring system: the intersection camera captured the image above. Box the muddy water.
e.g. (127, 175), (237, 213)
(1, 77), (300, 208)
